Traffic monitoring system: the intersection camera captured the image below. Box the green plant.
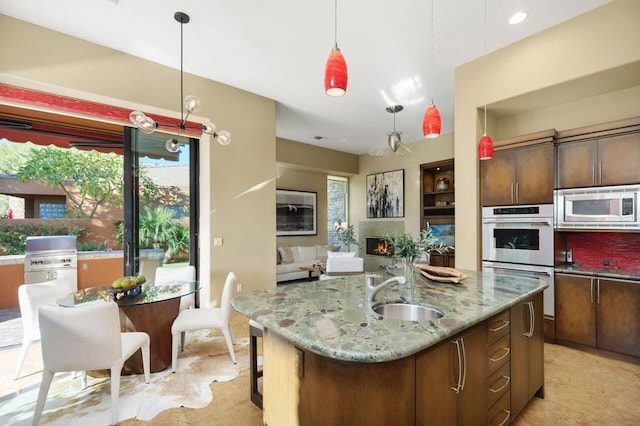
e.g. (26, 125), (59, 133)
(333, 219), (360, 251)
(384, 227), (451, 261)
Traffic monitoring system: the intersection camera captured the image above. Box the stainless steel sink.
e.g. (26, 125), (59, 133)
(373, 303), (444, 321)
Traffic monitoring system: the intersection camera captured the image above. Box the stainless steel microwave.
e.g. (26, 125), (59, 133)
(555, 185), (640, 229)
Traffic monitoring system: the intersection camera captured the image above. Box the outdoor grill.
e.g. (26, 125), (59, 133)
(24, 235), (78, 292)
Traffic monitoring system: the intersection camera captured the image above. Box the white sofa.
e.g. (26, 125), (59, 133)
(325, 251), (364, 276)
(277, 245), (338, 283)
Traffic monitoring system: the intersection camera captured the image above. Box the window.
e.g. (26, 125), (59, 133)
(39, 203), (66, 218)
(327, 176), (348, 247)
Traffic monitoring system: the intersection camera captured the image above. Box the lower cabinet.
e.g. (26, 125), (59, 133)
(416, 321), (487, 425)
(556, 273), (640, 357)
(510, 292), (544, 420)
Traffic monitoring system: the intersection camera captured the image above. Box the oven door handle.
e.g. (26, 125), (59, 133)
(482, 219), (552, 226)
(485, 264), (552, 276)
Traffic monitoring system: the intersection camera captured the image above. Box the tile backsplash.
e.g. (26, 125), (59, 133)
(566, 232), (640, 270)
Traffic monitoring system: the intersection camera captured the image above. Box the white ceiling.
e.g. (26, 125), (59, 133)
(0, 0), (612, 155)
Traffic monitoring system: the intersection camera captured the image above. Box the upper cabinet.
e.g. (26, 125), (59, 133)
(481, 130), (556, 207)
(557, 119), (640, 189)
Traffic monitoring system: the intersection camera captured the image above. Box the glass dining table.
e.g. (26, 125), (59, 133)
(57, 281), (199, 374)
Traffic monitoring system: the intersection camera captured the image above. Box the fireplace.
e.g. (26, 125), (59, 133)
(366, 237), (392, 257)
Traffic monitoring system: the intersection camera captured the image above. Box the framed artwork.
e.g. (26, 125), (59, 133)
(276, 189), (317, 236)
(366, 169), (404, 218)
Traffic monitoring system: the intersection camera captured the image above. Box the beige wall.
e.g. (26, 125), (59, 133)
(275, 138), (359, 247)
(454, 0), (640, 270)
(351, 133), (455, 241)
(0, 15), (277, 301)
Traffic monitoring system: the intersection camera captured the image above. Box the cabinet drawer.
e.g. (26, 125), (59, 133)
(487, 361), (511, 409)
(487, 334), (511, 376)
(487, 310), (510, 345)
(488, 391), (511, 426)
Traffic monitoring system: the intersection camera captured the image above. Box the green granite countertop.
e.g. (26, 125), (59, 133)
(232, 269), (548, 363)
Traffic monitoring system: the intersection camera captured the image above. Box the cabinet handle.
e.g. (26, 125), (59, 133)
(515, 182), (519, 204)
(598, 161), (602, 185)
(496, 410), (511, 426)
(590, 278), (594, 304)
(511, 183), (515, 204)
(529, 301), (535, 337)
(489, 347), (511, 362)
(523, 301), (535, 337)
(592, 162), (597, 185)
(451, 339), (462, 394)
(489, 320), (510, 333)
(460, 337), (467, 391)
(597, 279), (600, 304)
(489, 375), (511, 394)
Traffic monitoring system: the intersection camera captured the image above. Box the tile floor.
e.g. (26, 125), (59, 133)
(2, 309), (640, 425)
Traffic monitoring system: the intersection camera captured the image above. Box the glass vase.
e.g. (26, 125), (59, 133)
(401, 257), (416, 288)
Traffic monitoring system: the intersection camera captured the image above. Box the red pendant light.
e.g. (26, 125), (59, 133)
(423, 0), (441, 138)
(478, 0), (493, 160)
(478, 132), (494, 160)
(325, 46), (348, 96)
(423, 100), (441, 138)
(325, 0), (348, 96)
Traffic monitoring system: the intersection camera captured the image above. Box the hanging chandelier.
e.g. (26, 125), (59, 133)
(477, 0), (493, 160)
(129, 11), (231, 152)
(422, 0), (441, 138)
(386, 105), (403, 152)
(324, 0), (348, 96)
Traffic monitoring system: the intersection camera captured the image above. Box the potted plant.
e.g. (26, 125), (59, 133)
(384, 227), (452, 285)
(333, 219), (360, 252)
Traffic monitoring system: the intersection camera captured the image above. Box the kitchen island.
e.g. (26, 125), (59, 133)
(232, 269), (548, 425)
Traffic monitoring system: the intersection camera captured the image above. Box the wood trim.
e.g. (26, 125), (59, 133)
(557, 116), (640, 142)
(494, 129), (557, 151)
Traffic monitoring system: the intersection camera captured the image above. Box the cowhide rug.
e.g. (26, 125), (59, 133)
(0, 330), (249, 425)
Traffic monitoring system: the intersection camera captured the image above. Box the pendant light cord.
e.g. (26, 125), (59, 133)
(334, 0), (338, 48)
(483, 0), (488, 134)
(430, 0), (434, 105)
(180, 18), (185, 125)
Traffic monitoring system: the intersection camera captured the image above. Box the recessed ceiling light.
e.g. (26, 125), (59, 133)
(509, 11), (528, 25)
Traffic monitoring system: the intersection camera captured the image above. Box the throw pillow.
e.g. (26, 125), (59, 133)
(296, 245), (317, 262)
(278, 246), (294, 264)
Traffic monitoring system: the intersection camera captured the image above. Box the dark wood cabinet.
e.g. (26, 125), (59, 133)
(555, 274), (596, 346)
(511, 291), (544, 420)
(555, 273), (640, 358)
(556, 119), (640, 188)
(597, 278), (640, 357)
(481, 133), (555, 206)
(416, 321), (487, 425)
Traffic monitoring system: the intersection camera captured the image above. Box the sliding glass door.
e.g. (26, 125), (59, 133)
(123, 128), (199, 295)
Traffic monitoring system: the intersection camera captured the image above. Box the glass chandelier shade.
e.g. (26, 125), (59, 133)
(477, 133), (494, 160)
(129, 11), (231, 151)
(422, 101), (441, 139)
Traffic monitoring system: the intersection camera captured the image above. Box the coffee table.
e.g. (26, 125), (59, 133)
(299, 265), (324, 281)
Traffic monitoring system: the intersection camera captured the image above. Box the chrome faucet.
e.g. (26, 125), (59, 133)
(365, 274), (407, 302)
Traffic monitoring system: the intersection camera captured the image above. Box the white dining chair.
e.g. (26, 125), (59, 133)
(154, 265), (196, 311)
(14, 280), (73, 380)
(33, 301), (150, 426)
(171, 272), (237, 372)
